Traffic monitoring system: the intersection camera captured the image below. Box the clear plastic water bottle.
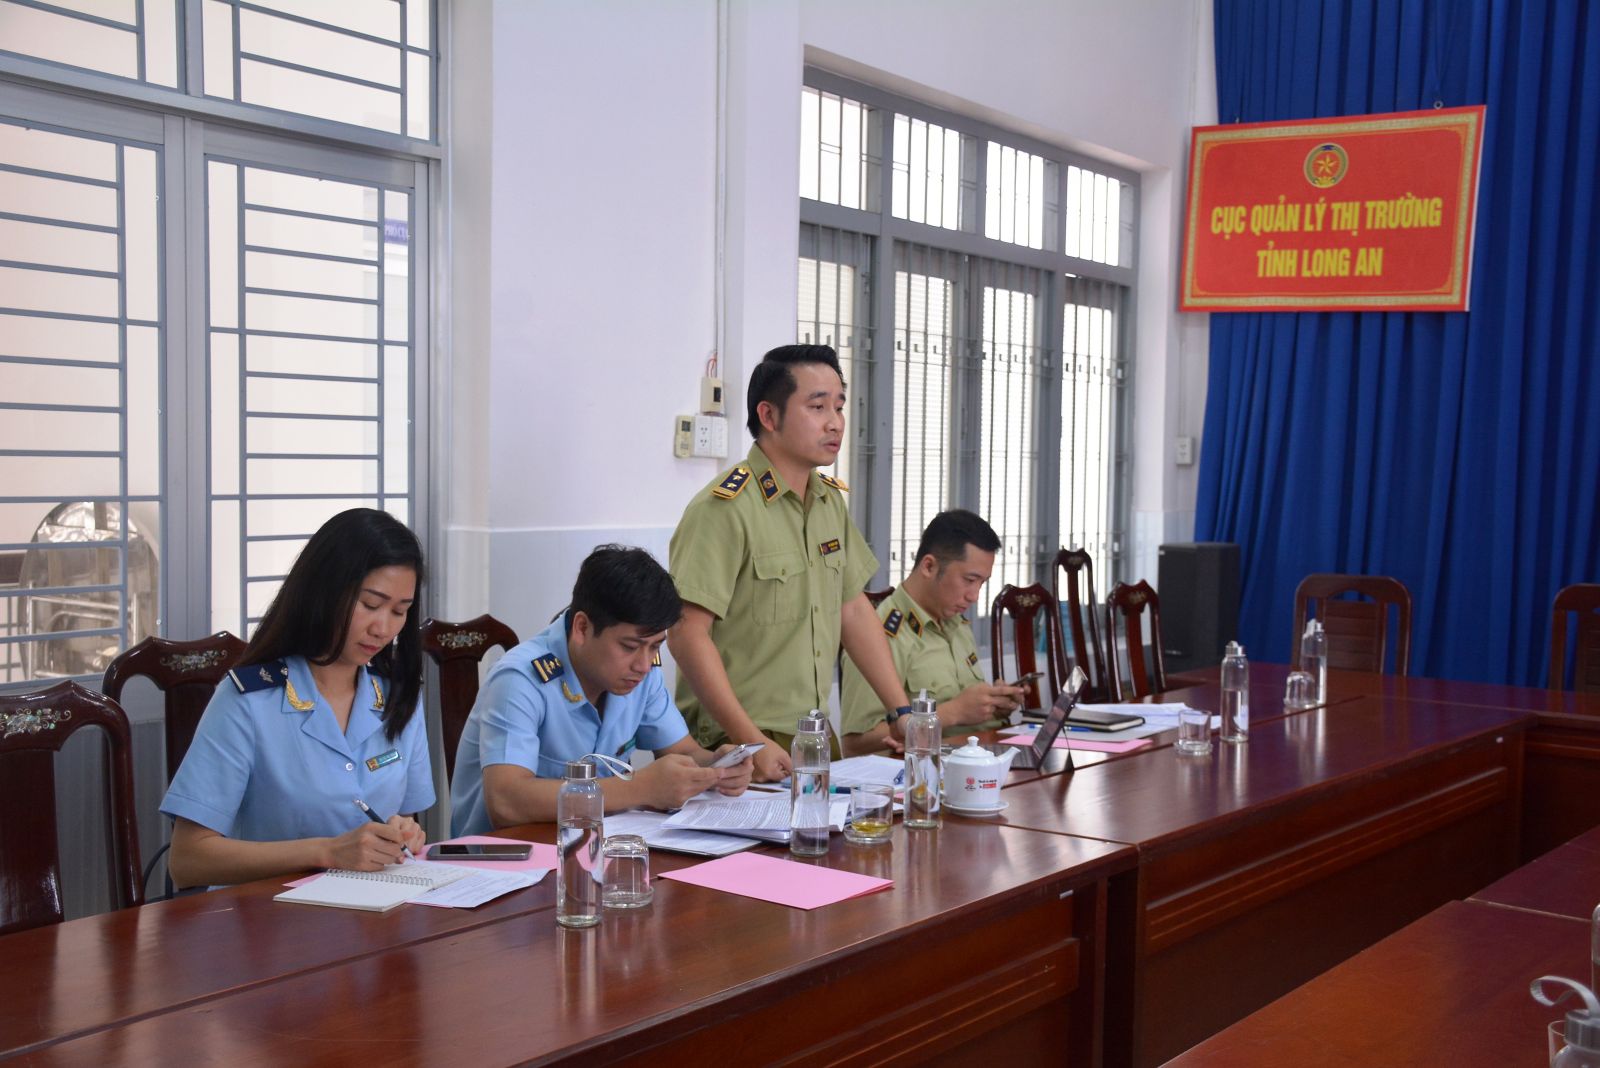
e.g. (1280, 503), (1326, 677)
(903, 689), (942, 829)
(1591, 902), (1600, 994)
(556, 759), (603, 928)
(1300, 619), (1328, 704)
(1220, 641), (1250, 744)
(1533, 976), (1600, 1068)
(790, 711), (831, 857)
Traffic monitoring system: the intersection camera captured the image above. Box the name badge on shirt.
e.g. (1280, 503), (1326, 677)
(967, 651), (980, 666)
(366, 749), (402, 772)
(818, 538), (842, 556)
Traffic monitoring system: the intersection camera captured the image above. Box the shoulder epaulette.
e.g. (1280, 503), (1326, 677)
(819, 473), (849, 492)
(712, 465), (751, 500)
(883, 609), (903, 637)
(230, 659), (289, 694)
(530, 653), (565, 684)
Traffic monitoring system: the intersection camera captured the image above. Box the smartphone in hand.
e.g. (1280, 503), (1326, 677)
(708, 742), (763, 768)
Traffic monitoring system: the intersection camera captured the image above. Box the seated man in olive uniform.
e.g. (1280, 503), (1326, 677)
(840, 510), (1028, 754)
(668, 344), (912, 782)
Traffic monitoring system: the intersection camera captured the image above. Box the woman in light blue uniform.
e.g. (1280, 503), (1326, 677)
(161, 509), (435, 887)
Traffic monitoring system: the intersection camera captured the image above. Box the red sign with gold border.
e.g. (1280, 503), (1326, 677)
(1181, 106), (1485, 312)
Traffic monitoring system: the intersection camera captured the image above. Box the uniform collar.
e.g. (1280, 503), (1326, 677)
(893, 583), (949, 634)
(540, 615), (595, 713)
(287, 656), (386, 758)
(747, 443), (827, 506)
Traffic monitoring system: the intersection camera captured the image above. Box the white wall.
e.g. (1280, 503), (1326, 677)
(445, 0), (1216, 644)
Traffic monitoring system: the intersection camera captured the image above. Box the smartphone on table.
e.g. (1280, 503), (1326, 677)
(425, 843), (533, 861)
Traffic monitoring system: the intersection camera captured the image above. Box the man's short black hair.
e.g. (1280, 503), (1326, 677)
(913, 510), (1001, 572)
(571, 545), (682, 634)
(745, 343), (846, 438)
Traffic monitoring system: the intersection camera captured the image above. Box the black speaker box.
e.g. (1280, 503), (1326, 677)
(1157, 542), (1240, 673)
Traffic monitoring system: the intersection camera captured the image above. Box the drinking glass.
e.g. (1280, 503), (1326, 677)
(600, 834), (652, 909)
(1284, 671), (1318, 711)
(1176, 708), (1213, 756)
(844, 784), (894, 845)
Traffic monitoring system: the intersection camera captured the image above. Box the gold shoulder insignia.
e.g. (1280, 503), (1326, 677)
(712, 465), (751, 500)
(819, 473), (849, 492)
(370, 675), (385, 711)
(284, 678), (315, 712)
(883, 609), (903, 637)
(907, 611), (923, 636)
(967, 651), (980, 667)
(560, 681), (584, 704)
(652, 648), (662, 667)
(758, 470), (780, 501)
(530, 653), (565, 683)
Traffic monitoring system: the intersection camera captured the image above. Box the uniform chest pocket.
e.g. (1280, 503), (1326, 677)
(751, 550), (808, 626)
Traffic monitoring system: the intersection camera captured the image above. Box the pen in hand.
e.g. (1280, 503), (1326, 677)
(353, 797), (412, 860)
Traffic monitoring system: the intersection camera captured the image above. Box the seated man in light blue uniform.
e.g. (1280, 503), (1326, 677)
(161, 509), (435, 888)
(451, 545), (753, 835)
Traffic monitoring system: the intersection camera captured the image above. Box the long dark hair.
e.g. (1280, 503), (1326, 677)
(243, 508), (426, 741)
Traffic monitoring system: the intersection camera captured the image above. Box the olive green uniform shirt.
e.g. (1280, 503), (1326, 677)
(839, 584), (998, 736)
(670, 443), (878, 746)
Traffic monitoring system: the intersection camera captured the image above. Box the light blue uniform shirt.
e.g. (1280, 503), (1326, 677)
(449, 614), (689, 836)
(161, 654), (435, 848)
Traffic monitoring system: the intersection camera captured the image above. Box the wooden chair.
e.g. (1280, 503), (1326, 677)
(1, 680), (143, 935)
(421, 614), (520, 782)
(865, 587), (895, 608)
(102, 632), (247, 782)
(1106, 580), (1167, 699)
(988, 583), (1067, 711)
(102, 631), (246, 899)
(1292, 573), (1413, 676)
(1052, 548), (1113, 703)
(1550, 584), (1600, 693)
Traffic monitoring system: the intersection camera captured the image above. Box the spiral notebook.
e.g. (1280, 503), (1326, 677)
(274, 861), (471, 913)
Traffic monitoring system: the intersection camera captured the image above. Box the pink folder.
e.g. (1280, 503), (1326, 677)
(658, 851), (893, 910)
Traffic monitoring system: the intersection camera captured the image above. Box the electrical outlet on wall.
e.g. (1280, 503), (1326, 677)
(692, 414), (727, 458)
(673, 416), (694, 458)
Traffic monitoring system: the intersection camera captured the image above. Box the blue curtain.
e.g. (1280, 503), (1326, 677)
(1197, 0), (1600, 685)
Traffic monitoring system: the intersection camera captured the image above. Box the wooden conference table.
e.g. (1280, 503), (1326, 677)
(1166, 823), (1600, 1066)
(3, 665), (1597, 1067)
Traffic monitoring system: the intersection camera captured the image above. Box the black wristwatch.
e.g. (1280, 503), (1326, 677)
(885, 704), (912, 726)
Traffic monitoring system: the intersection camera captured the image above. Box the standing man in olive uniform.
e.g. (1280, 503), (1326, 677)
(669, 344), (912, 782)
(839, 510), (1028, 754)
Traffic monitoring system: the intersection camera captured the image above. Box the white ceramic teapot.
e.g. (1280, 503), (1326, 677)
(941, 736), (1017, 812)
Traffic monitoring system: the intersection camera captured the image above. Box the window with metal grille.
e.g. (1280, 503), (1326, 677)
(888, 251), (956, 577)
(797, 223), (873, 489)
(0, 117), (161, 681)
(207, 159), (415, 637)
(796, 71), (1133, 635)
(0, 0), (181, 86)
(0, 6), (431, 686)
(0, 0), (436, 141)
(799, 86), (879, 212)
